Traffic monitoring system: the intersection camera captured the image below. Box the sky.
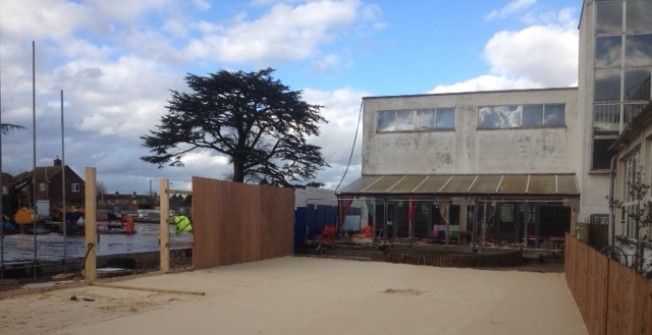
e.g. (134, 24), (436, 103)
(0, 0), (580, 195)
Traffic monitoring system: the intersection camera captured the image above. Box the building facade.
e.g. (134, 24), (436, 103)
(338, 0), (652, 250)
(340, 89), (580, 248)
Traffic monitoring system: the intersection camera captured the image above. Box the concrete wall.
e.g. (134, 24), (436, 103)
(577, 0), (612, 222)
(361, 88), (579, 176)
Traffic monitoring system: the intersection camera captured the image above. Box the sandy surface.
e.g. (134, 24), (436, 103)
(0, 256), (587, 335)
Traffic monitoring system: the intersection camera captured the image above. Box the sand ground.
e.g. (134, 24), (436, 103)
(0, 256), (587, 335)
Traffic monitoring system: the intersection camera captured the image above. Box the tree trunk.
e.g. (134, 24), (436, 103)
(232, 157), (245, 183)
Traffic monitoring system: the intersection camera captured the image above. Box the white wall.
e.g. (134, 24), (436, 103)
(362, 88), (579, 176)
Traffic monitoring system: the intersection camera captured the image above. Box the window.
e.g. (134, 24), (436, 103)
(625, 34), (652, 67)
(596, 1), (622, 35)
(592, 138), (616, 170)
(626, 1), (652, 34)
(478, 104), (565, 129)
(595, 36), (622, 68)
(594, 69), (622, 101)
(377, 108), (454, 133)
(625, 151), (641, 238)
(624, 68), (651, 101)
(71, 183), (80, 192)
(593, 104), (620, 134)
(624, 103), (647, 126)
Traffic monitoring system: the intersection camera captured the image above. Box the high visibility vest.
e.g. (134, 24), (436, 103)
(171, 215), (193, 236)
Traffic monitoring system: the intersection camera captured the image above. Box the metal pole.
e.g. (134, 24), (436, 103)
(32, 41), (37, 277)
(61, 90), (67, 271)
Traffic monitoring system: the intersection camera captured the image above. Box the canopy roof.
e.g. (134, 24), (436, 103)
(338, 174), (579, 197)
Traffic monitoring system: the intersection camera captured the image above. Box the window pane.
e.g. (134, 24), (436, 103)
(625, 34), (652, 67)
(626, 1), (652, 33)
(594, 68), (621, 101)
(597, 2), (622, 35)
(478, 106), (521, 128)
(592, 138), (616, 170)
(435, 108), (454, 129)
(593, 104), (620, 134)
(395, 110), (414, 131)
(624, 68), (651, 101)
(416, 109), (436, 130)
(596, 36), (622, 68)
(544, 104), (566, 127)
(624, 103), (647, 125)
(522, 105), (543, 127)
(377, 110), (395, 132)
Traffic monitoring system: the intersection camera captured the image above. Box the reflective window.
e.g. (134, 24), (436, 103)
(625, 34), (652, 67)
(395, 110), (415, 131)
(479, 104), (565, 129)
(377, 108), (454, 133)
(377, 110), (395, 132)
(479, 106), (521, 129)
(522, 105), (543, 127)
(596, 1), (622, 35)
(626, 1), (652, 33)
(544, 104), (566, 127)
(624, 68), (651, 100)
(415, 110), (436, 130)
(434, 108), (454, 130)
(624, 103), (647, 125)
(593, 104), (620, 134)
(596, 36), (622, 68)
(594, 69), (622, 101)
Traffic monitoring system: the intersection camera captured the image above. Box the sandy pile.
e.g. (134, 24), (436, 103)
(0, 256), (587, 335)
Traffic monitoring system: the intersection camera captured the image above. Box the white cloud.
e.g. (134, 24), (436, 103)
(431, 7), (578, 93)
(182, 0), (380, 65)
(486, 0), (537, 21)
(484, 25), (578, 87)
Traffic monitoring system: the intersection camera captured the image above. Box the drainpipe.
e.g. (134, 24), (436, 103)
(608, 155), (616, 258)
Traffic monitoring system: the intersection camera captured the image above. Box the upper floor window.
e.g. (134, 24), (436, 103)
(71, 183), (80, 192)
(478, 104), (565, 129)
(377, 108), (454, 133)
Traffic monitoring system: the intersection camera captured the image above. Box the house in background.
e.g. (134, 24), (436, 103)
(99, 192), (157, 213)
(9, 158), (85, 220)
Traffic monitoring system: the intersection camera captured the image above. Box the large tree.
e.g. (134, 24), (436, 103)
(141, 68), (329, 186)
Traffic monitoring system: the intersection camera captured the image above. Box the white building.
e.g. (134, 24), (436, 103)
(338, 0), (652, 251)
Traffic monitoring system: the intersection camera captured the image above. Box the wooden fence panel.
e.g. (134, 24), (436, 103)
(632, 274), (652, 335)
(586, 247), (608, 335)
(192, 177), (294, 269)
(607, 260), (635, 335)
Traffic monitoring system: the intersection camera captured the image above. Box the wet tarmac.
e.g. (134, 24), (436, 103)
(0, 222), (193, 264)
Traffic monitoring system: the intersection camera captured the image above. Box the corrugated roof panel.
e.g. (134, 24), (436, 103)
(389, 175), (430, 193)
(440, 175), (476, 193)
(363, 175), (405, 193)
(528, 175), (557, 194)
(413, 175), (451, 193)
(557, 174), (580, 194)
(497, 175), (529, 193)
(338, 175), (382, 194)
(467, 175), (503, 193)
(338, 174), (580, 196)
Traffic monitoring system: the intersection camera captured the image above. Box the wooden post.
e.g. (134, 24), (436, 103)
(159, 179), (170, 273)
(84, 167), (97, 281)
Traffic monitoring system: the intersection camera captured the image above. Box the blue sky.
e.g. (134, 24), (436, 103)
(0, 0), (580, 194)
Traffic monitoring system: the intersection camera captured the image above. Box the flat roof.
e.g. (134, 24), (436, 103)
(362, 87), (579, 101)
